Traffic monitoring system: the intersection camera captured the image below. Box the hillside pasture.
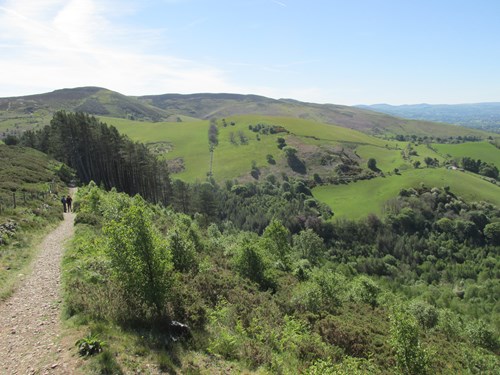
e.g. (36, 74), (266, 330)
(99, 117), (213, 181)
(229, 115), (388, 147)
(432, 141), (500, 167)
(313, 167), (500, 220)
(101, 115), (499, 186)
(352, 142), (446, 173)
(0, 111), (51, 135)
(103, 115), (308, 181)
(356, 145), (406, 172)
(102, 115), (396, 181)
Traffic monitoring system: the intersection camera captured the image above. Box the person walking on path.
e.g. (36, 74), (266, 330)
(66, 195), (73, 212)
(61, 195), (67, 213)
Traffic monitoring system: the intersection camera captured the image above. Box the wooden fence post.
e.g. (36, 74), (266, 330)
(12, 192), (16, 209)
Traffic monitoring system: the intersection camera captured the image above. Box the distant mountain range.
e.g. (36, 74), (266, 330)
(0, 87), (494, 139)
(358, 103), (500, 132)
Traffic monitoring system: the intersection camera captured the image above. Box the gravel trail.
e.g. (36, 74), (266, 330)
(0, 209), (77, 374)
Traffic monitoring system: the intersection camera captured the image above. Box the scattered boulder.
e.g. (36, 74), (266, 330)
(0, 220), (18, 245)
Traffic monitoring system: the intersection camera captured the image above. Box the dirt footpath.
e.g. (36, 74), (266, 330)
(0, 210), (78, 374)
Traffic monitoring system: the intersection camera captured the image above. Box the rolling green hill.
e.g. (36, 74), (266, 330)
(1, 87), (495, 140)
(138, 93), (493, 138)
(102, 114), (500, 206)
(0, 87), (171, 120)
(102, 114), (401, 181)
(0, 87), (170, 135)
(313, 167), (500, 219)
(2, 88), (498, 223)
(432, 141), (500, 167)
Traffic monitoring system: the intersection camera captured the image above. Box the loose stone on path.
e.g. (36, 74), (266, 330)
(0, 211), (76, 374)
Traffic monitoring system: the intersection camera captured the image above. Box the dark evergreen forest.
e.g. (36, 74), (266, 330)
(20, 111), (172, 205)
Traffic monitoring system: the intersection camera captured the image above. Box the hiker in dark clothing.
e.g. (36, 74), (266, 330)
(66, 195), (73, 212)
(61, 196), (67, 213)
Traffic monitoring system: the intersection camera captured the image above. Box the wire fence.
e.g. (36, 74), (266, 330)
(0, 191), (51, 214)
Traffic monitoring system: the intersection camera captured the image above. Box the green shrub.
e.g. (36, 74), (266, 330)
(389, 306), (430, 375)
(261, 219), (291, 266)
(465, 319), (498, 351)
(408, 300), (439, 330)
(206, 300), (241, 359)
(349, 276), (381, 308)
(460, 343), (500, 374)
(293, 228), (324, 265)
(436, 308), (462, 341)
(75, 333), (105, 356)
(306, 356), (382, 375)
(267, 315), (333, 373)
(75, 212), (101, 227)
(291, 269), (346, 314)
(234, 240), (269, 289)
(168, 228), (197, 273)
(483, 222), (500, 245)
(103, 196), (173, 319)
(291, 281), (323, 314)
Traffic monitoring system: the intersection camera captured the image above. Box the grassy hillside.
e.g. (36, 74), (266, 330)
(102, 114), (500, 194)
(356, 142), (449, 173)
(2, 87), (495, 140)
(100, 116), (214, 181)
(432, 141), (500, 167)
(3, 90), (497, 226)
(313, 167), (500, 219)
(138, 93), (495, 137)
(102, 114), (402, 181)
(0, 145), (67, 298)
(0, 145), (65, 204)
(0, 87), (170, 137)
(26, 112), (497, 224)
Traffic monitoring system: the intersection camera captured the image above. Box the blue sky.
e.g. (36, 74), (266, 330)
(1, 0), (499, 105)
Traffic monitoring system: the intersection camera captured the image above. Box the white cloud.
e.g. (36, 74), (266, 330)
(271, 0), (287, 7)
(0, 0), (238, 96)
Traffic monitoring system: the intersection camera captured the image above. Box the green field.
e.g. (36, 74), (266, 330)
(0, 111), (51, 134)
(355, 145), (404, 172)
(432, 141), (500, 167)
(100, 117), (212, 181)
(102, 115), (399, 181)
(356, 142), (447, 173)
(102, 116), (283, 181)
(102, 115), (500, 186)
(313, 167), (500, 220)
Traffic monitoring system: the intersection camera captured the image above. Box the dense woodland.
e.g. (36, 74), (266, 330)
(4, 112), (499, 373)
(67, 181), (499, 374)
(19, 111), (172, 205)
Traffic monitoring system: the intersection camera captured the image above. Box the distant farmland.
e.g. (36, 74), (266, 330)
(313, 168), (500, 219)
